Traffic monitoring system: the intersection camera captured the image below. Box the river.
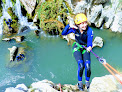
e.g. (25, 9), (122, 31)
(0, 27), (122, 91)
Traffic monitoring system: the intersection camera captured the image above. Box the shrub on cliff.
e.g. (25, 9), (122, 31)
(37, 0), (73, 35)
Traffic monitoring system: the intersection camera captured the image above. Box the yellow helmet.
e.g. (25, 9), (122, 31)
(74, 13), (87, 25)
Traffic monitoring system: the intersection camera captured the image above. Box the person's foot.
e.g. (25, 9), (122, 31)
(86, 81), (90, 89)
(78, 81), (84, 91)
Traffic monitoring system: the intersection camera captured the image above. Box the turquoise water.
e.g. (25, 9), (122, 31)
(0, 28), (122, 91)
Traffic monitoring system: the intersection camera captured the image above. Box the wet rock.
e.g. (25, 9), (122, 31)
(12, 36), (25, 43)
(7, 47), (26, 68)
(2, 36), (24, 43)
(2, 38), (11, 41)
(34, 30), (40, 36)
(92, 36), (103, 48)
(91, 0), (108, 5)
(8, 46), (18, 61)
(20, 26), (30, 33)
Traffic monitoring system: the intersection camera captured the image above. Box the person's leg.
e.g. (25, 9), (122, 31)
(83, 51), (91, 89)
(73, 44), (84, 90)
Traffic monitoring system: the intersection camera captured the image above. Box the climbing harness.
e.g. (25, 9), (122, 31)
(72, 42), (86, 55)
(82, 45), (122, 85)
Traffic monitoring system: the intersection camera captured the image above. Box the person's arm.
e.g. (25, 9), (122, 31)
(87, 27), (93, 51)
(62, 24), (76, 35)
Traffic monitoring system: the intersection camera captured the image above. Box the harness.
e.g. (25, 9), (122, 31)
(72, 42), (86, 55)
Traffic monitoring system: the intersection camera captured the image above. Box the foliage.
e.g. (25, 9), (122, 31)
(3, 7), (19, 35)
(37, 0), (73, 35)
(7, 7), (19, 31)
(0, 3), (2, 17)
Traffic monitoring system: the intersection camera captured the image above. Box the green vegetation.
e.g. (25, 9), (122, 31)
(37, 0), (74, 35)
(0, 3), (2, 17)
(7, 7), (19, 32)
(3, 7), (19, 36)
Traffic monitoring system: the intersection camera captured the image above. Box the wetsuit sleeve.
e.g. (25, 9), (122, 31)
(87, 28), (93, 47)
(62, 24), (75, 35)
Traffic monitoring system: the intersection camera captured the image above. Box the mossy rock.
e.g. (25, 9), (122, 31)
(6, 47), (26, 68)
(37, 0), (74, 35)
(3, 7), (20, 36)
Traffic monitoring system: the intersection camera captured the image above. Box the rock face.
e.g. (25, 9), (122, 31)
(110, 12), (122, 32)
(20, 0), (36, 16)
(66, 0), (122, 32)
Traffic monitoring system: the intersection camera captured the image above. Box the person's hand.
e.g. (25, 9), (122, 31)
(86, 46), (92, 52)
(70, 24), (78, 29)
(67, 16), (78, 29)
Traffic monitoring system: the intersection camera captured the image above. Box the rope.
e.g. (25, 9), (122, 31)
(82, 45), (122, 85)
(103, 63), (122, 85)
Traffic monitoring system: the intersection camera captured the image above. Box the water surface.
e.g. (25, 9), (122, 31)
(0, 28), (122, 91)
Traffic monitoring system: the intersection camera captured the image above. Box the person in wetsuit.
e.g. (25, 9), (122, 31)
(62, 13), (93, 91)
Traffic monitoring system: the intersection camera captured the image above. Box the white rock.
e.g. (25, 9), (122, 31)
(90, 75), (122, 92)
(87, 4), (103, 24)
(20, 0), (36, 15)
(5, 87), (24, 92)
(8, 46), (18, 61)
(73, 1), (87, 14)
(110, 12), (122, 32)
(92, 36), (103, 48)
(30, 80), (58, 92)
(15, 84), (28, 91)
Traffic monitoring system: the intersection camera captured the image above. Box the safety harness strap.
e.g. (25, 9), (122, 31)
(72, 42), (86, 54)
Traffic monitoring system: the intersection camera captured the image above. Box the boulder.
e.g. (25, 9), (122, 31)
(12, 36), (25, 43)
(2, 38), (11, 41)
(7, 46), (26, 68)
(5, 87), (24, 92)
(29, 80), (58, 92)
(15, 84), (28, 91)
(90, 75), (122, 92)
(8, 46), (18, 61)
(2, 36), (24, 43)
(92, 36), (103, 48)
